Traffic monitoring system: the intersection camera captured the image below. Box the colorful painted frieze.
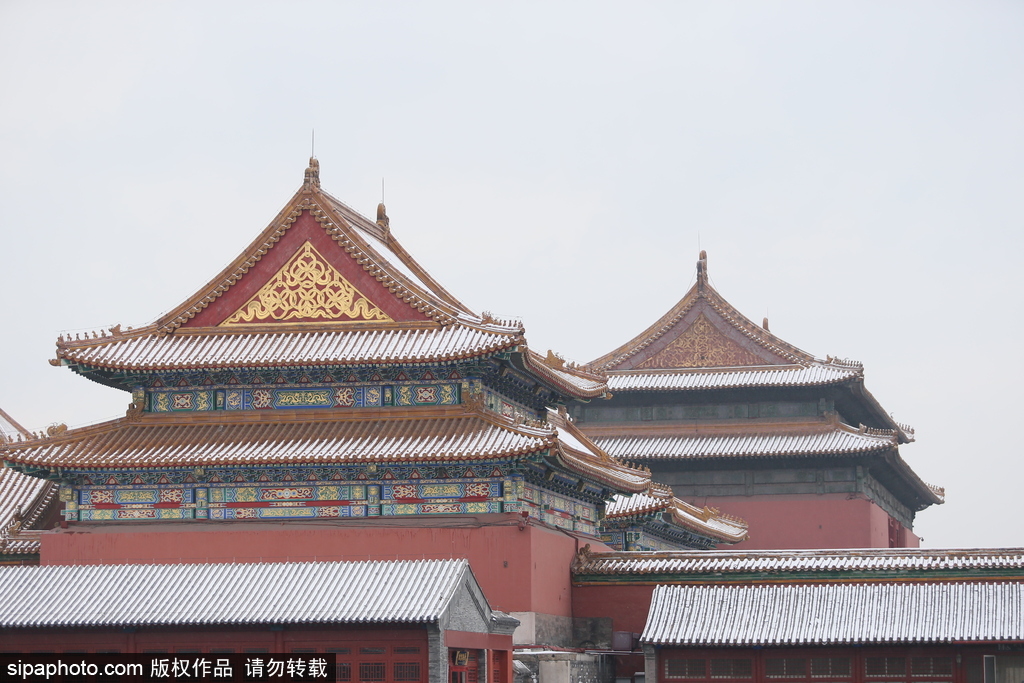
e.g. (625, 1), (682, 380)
(148, 383), (460, 413)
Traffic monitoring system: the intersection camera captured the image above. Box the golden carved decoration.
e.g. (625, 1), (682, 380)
(545, 350), (566, 369)
(221, 241), (393, 325)
(636, 313), (765, 369)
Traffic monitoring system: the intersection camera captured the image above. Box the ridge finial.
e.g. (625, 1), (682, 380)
(376, 202), (390, 232)
(303, 157), (321, 191)
(696, 249), (708, 290)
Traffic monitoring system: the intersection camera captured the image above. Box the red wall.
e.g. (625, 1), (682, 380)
(42, 515), (587, 616)
(0, 624), (426, 653)
(691, 495), (920, 550)
(572, 584), (654, 637)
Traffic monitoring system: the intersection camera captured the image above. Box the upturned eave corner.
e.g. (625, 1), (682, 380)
(849, 378), (916, 444)
(881, 449), (946, 509)
(511, 348), (610, 401)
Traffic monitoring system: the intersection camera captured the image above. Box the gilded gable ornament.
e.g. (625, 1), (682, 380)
(221, 241), (393, 325)
(636, 313), (765, 369)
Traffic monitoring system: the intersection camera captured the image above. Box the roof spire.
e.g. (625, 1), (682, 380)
(303, 156), (320, 191)
(696, 250), (708, 292)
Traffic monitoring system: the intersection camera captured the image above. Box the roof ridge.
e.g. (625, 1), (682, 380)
(139, 164), (477, 334)
(590, 252), (819, 371)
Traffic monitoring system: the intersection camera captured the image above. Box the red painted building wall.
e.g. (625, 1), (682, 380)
(685, 495), (920, 550)
(573, 583), (655, 675)
(42, 515), (604, 617)
(0, 625), (515, 683)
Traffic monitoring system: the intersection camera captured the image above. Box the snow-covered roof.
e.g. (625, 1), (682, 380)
(573, 547), (1024, 577)
(0, 559), (475, 627)
(643, 582), (1024, 645)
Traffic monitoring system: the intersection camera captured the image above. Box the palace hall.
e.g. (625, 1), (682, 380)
(1, 160), (1019, 683)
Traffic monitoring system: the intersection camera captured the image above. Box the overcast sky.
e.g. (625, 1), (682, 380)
(1, 1), (1021, 548)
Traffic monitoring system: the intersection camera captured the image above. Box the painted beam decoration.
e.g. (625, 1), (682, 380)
(59, 464), (600, 533)
(148, 383), (459, 412)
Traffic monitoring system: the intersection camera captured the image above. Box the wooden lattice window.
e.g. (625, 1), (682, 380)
(811, 658), (852, 679)
(393, 662), (422, 681)
(911, 658), (953, 678)
(866, 658), (907, 678)
(359, 662), (386, 682)
(711, 658), (753, 679)
(666, 659), (709, 679)
(766, 658), (807, 678)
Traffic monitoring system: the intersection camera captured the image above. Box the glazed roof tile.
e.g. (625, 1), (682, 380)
(606, 363), (861, 392)
(592, 423), (899, 460)
(1, 407), (555, 469)
(58, 323), (524, 372)
(2, 406), (656, 496)
(573, 547), (1024, 576)
(0, 559), (477, 627)
(642, 582), (1024, 645)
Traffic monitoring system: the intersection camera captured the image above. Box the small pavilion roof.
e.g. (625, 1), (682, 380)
(604, 482), (749, 544)
(587, 252), (912, 441)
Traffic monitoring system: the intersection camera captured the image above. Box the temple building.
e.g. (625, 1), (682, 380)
(0, 160), (745, 681)
(574, 252), (943, 549)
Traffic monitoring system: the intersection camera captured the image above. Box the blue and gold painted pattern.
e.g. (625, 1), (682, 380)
(382, 481), (501, 500)
(60, 463), (604, 538)
(381, 501), (503, 516)
(143, 365), (470, 389)
(62, 471), (520, 523)
(73, 464), (511, 488)
(521, 483), (599, 535)
(148, 383), (459, 412)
